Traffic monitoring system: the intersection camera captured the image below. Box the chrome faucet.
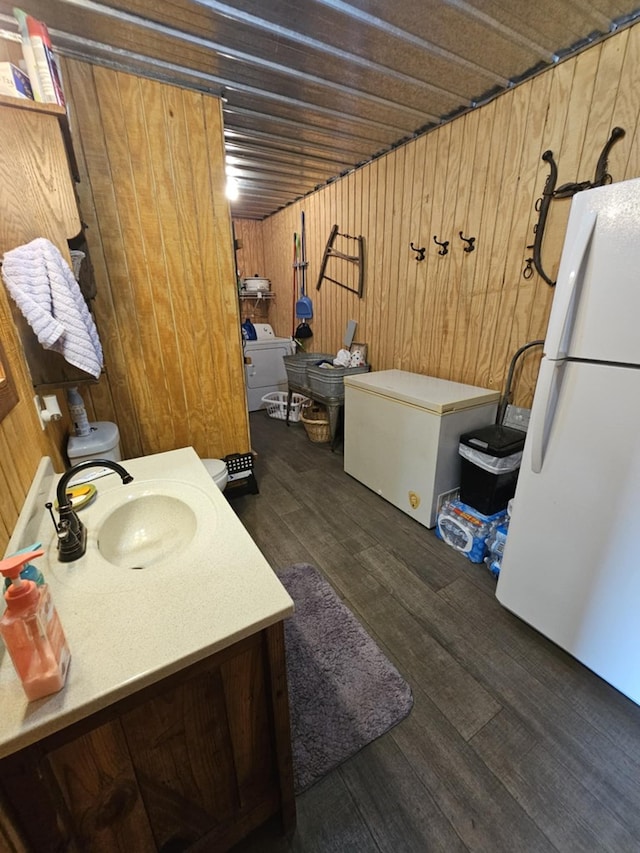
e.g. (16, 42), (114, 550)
(54, 459), (134, 562)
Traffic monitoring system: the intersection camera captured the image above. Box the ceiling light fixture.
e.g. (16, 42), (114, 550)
(225, 176), (239, 201)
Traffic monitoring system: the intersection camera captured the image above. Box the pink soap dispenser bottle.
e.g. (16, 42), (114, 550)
(0, 549), (71, 701)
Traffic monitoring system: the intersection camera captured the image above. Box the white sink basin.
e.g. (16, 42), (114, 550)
(98, 493), (198, 568)
(82, 479), (218, 574)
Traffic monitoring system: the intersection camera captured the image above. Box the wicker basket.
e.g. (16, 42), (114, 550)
(300, 403), (331, 443)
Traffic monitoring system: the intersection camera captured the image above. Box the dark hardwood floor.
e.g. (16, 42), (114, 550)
(230, 411), (640, 853)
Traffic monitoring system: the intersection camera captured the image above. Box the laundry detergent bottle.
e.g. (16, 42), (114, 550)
(0, 549), (71, 701)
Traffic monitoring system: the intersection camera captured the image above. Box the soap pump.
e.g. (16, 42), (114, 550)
(0, 549), (71, 701)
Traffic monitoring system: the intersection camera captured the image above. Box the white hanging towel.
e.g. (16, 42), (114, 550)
(1, 237), (103, 379)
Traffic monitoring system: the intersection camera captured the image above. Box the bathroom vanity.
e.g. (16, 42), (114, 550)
(0, 448), (295, 851)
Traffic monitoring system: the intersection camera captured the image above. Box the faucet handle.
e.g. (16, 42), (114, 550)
(45, 502), (61, 534)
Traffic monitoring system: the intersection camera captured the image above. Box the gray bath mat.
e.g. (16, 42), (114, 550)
(278, 563), (414, 793)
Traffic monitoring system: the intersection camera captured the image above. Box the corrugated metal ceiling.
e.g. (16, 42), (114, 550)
(1, 0), (639, 219)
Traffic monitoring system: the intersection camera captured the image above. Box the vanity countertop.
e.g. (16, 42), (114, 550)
(0, 447), (293, 759)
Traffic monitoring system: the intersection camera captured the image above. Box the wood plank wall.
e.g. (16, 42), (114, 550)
(0, 59), (248, 553)
(62, 60), (250, 462)
(0, 102), (82, 550)
(235, 21), (640, 408)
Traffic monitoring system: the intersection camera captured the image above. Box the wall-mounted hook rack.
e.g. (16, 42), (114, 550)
(433, 236), (449, 256)
(410, 242), (425, 261)
(459, 232), (476, 253)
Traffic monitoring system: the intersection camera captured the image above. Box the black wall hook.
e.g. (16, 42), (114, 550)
(459, 232), (476, 253)
(433, 236), (449, 256)
(410, 242), (426, 261)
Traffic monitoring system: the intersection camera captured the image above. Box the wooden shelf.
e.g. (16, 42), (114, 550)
(239, 292), (274, 299)
(0, 93), (66, 116)
(0, 94), (79, 181)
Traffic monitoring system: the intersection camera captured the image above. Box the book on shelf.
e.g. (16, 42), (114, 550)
(0, 61), (34, 99)
(13, 7), (65, 107)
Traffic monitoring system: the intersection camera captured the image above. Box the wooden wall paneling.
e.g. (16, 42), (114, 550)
(398, 135), (424, 369)
(154, 83), (206, 452)
(265, 207), (282, 339)
(348, 169), (362, 346)
(198, 95), (250, 456)
(435, 112), (474, 380)
(331, 178), (343, 347)
(234, 219), (266, 281)
(332, 176), (347, 348)
(60, 65), (117, 429)
(501, 69), (564, 402)
(331, 180), (344, 349)
(117, 73), (181, 453)
(473, 84), (530, 393)
(281, 206), (296, 340)
(84, 68), (161, 455)
(233, 24), (640, 412)
(392, 141), (416, 369)
(307, 185), (322, 342)
(271, 206), (292, 340)
(286, 206), (298, 339)
(327, 181), (340, 349)
(615, 24), (640, 179)
(342, 170), (354, 344)
(202, 97), (250, 454)
(313, 184), (332, 352)
(0, 437), (19, 544)
(537, 44), (602, 287)
(459, 97), (504, 387)
(517, 60), (576, 403)
(384, 147), (407, 369)
(65, 59), (249, 460)
(359, 159), (374, 356)
(63, 60), (142, 458)
(364, 157), (384, 368)
(519, 51), (600, 404)
(354, 165), (365, 345)
(423, 121), (452, 376)
(317, 183), (332, 348)
(412, 132), (439, 377)
(449, 107), (489, 385)
(374, 152), (397, 368)
(0, 103), (80, 552)
(581, 32), (628, 180)
(492, 71), (554, 405)
(314, 186), (327, 346)
(337, 174), (348, 337)
(354, 163), (369, 352)
(344, 170), (358, 345)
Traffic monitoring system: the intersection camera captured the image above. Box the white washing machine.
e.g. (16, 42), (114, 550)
(244, 324), (295, 412)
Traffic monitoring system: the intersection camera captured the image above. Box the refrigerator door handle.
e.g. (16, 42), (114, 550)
(545, 210), (597, 360)
(530, 359), (565, 474)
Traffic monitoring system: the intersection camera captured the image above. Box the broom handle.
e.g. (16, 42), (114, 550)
(301, 211), (306, 296)
(292, 233), (297, 336)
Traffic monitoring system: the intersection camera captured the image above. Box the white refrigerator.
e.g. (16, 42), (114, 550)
(344, 370), (499, 528)
(496, 177), (640, 705)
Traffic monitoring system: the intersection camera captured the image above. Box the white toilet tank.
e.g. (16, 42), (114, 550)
(67, 421), (122, 466)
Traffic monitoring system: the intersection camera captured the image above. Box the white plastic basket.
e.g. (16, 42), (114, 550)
(261, 391), (307, 422)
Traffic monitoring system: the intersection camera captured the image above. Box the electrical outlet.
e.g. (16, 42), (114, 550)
(503, 405), (531, 432)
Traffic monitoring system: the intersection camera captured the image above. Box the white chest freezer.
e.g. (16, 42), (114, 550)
(343, 370), (500, 528)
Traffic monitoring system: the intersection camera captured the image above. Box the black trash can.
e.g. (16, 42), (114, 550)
(458, 424), (526, 515)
